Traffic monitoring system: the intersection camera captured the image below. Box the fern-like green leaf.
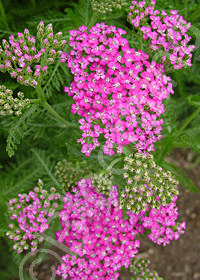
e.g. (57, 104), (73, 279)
(42, 50), (70, 99)
(161, 161), (199, 193)
(31, 148), (60, 186)
(187, 94), (200, 107)
(2, 165), (42, 196)
(0, 228), (7, 237)
(174, 133), (200, 153)
(64, 0), (93, 27)
(6, 105), (38, 157)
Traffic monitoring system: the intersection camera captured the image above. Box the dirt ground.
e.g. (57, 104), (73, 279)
(27, 149), (200, 280)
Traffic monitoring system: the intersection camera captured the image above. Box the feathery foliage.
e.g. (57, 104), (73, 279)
(6, 104), (38, 157)
(0, 0), (200, 279)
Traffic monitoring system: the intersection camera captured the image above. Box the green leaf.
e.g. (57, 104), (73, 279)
(64, 0), (93, 26)
(175, 134), (200, 153)
(156, 133), (177, 163)
(31, 148), (60, 186)
(161, 161), (199, 193)
(187, 94), (200, 107)
(0, 228), (8, 237)
(42, 47), (70, 99)
(2, 165), (41, 196)
(6, 105), (38, 157)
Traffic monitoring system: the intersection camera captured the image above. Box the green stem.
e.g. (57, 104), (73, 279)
(88, 14), (97, 29)
(184, 0), (188, 19)
(107, 157), (121, 170)
(175, 106), (200, 138)
(0, 0), (9, 30)
(139, 29), (143, 51)
(36, 85), (45, 102)
(42, 101), (72, 127)
(29, 98), (40, 103)
(36, 85), (72, 127)
(30, 0), (36, 8)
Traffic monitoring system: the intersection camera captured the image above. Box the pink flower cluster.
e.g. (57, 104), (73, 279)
(137, 196), (186, 246)
(128, 0), (195, 69)
(56, 179), (141, 279)
(129, 0), (155, 27)
(62, 23), (174, 156)
(0, 21), (66, 87)
(56, 179), (185, 279)
(7, 181), (61, 253)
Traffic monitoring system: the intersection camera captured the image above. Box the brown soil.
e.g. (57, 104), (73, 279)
(26, 150), (200, 280)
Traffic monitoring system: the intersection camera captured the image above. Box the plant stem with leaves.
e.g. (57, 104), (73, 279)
(159, 106), (200, 162)
(0, 0), (10, 30)
(36, 85), (72, 127)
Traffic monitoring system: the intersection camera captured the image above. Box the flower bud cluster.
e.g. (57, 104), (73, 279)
(62, 23), (174, 157)
(55, 159), (93, 190)
(6, 179), (61, 254)
(0, 85), (30, 116)
(128, 0), (195, 69)
(138, 195), (186, 246)
(91, 0), (126, 16)
(130, 258), (163, 279)
(56, 179), (141, 279)
(0, 21), (66, 88)
(121, 152), (178, 213)
(92, 171), (114, 195)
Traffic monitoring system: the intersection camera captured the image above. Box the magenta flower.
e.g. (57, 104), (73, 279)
(128, 0), (195, 69)
(56, 179), (141, 279)
(62, 23), (174, 156)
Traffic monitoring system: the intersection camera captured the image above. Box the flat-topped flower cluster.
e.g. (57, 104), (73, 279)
(62, 23), (174, 156)
(56, 178), (185, 279)
(128, 0), (195, 69)
(56, 179), (141, 279)
(6, 180), (61, 253)
(139, 195), (186, 246)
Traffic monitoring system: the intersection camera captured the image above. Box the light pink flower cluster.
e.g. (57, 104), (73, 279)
(56, 179), (141, 279)
(137, 195), (186, 246)
(7, 180), (61, 253)
(62, 23), (174, 156)
(128, 0), (195, 69)
(0, 21), (66, 87)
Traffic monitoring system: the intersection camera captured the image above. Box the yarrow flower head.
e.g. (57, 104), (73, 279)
(56, 178), (185, 278)
(62, 23), (174, 157)
(6, 179), (61, 253)
(120, 152), (179, 213)
(92, 170), (114, 195)
(56, 178), (141, 279)
(0, 21), (66, 88)
(128, 0), (195, 69)
(0, 85), (30, 116)
(55, 159), (93, 190)
(91, 0), (127, 16)
(138, 195), (186, 246)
